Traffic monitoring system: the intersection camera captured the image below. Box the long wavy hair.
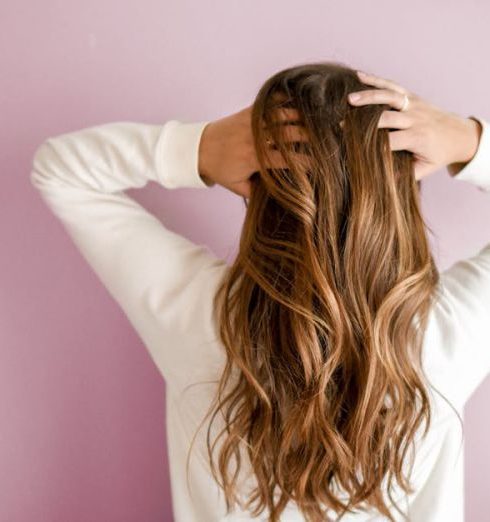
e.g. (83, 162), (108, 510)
(188, 62), (457, 521)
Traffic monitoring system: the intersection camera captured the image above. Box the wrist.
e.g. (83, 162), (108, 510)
(459, 117), (482, 163)
(197, 122), (216, 186)
(448, 116), (482, 175)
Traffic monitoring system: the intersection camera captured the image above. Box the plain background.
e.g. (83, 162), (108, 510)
(2, 1), (489, 520)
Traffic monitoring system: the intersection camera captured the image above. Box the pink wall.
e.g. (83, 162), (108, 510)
(3, 1), (489, 520)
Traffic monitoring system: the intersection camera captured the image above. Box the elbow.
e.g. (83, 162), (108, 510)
(30, 139), (54, 190)
(30, 138), (69, 191)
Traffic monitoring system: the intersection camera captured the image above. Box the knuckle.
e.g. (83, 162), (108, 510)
(388, 132), (401, 149)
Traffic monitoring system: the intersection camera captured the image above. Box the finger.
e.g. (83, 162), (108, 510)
(413, 160), (434, 181)
(252, 148), (287, 170)
(348, 88), (410, 112)
(356, 71), (408, 95)
(377, 110), (412, 130)
(262, 110), (302, 138)
(388, 130), (415, 152)
(255, 146), (311, 173)
(413, 162), (426, 182)
(271, 107), (302, 124)
(264, 123), (310, 147)
(232, 179), (252, 199)
(279, 123), (309, 143)
(265, 148), (301, 168)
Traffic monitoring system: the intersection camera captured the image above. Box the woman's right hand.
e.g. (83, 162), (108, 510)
(347, 70), (482, 181)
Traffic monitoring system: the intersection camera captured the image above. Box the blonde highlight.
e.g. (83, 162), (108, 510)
(188, 61), (462, 521)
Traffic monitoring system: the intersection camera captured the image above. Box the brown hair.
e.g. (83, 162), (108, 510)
(189, 61), (459, 521)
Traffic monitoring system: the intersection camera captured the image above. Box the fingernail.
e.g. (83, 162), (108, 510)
(348, 93), (361, 102)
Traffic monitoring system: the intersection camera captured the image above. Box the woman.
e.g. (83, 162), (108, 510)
(30, 62), (487, 521)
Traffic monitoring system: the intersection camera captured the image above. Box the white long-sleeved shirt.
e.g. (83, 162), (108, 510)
(30, 116), (490, 522)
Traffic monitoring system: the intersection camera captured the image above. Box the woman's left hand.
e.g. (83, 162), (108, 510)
(198, 105), (305, 198)
(347, 70), (481, 181)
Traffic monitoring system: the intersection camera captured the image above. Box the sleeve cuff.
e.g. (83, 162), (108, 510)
(452, 116), (490, 192)
(155, 119), (213, 189)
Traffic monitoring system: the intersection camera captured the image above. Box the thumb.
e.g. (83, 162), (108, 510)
(413, 159), (435, 182)
(229, 179), (252, 199)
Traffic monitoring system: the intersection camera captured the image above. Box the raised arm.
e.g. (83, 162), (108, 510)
(30, 120), (229, 388)
(436, 117), (490, 407)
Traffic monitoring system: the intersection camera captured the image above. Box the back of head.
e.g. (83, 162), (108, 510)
(204, 62), (443, 522)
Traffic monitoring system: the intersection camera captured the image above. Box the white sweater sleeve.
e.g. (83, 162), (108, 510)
(30, 120), (228, 388)
(436, 116), (490, 407)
